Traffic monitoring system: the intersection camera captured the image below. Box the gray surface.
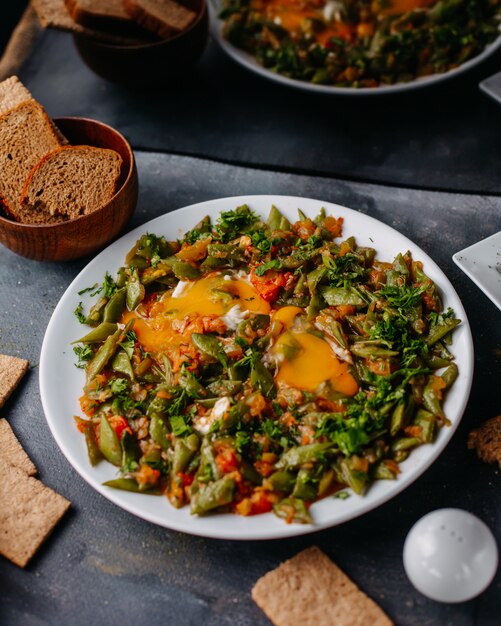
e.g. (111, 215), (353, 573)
(17, 29), (501, 194)
(0, 151), (500, 626)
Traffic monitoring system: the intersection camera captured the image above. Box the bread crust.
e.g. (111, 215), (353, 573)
(19, 145), (123, 223)
(123, 0), (197, 38)
(0, 101), (63, 222)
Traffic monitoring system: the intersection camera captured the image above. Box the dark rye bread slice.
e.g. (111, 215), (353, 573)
(0, 101), (63, 221)
(123, 0), (197, 38)
(64, 0), (155, 39)
(19, 145), (123, 224)
(33, 0), (153, 45)
(0, 76), (68, 145)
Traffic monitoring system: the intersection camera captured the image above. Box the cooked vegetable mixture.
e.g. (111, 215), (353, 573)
(219, 0), (501, 87)
(73, 205), (460, 523)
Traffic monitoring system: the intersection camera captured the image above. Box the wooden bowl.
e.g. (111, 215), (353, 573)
(0, 117), (138, 262)
(72, 0), (208, 85)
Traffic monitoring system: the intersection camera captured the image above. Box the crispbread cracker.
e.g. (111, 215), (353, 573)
(0, 76), (68, 144)
(32, 0), (153, 44)
(252, 546), (393, 626)
(0, 354), (29, 408)
(0, 418), (37, 476)
(468, 415), (501, 467)
(0, 457), (70, 567)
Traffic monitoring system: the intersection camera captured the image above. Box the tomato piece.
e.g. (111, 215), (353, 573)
(250, 268), (288, 303)
(216, 447), (239, 474)
(108, 415), (132, 440)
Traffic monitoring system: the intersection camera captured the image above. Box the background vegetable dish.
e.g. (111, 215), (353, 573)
(219, 0), (501, 87)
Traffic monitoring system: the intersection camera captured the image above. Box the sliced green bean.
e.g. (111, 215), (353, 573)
(103, 288), (126, 323)
(103, 478), (161, 495)
(99, 415), (122, 466)
(190, 476), (235, 515)
(275, 442), (333, 469)
(72, 322), (118, 344)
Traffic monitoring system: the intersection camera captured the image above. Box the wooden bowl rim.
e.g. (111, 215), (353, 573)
(0, 116), (136, 231)
(73, 0), (208, 51)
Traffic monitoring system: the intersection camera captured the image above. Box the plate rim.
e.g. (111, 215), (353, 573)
(208, 0), (501, 96)
(39, 194), (474, 540)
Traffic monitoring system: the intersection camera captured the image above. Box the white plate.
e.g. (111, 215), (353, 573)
(40, 195), (474, 540)
(453, 231), (501, 311)
(209, 0), (501, 95)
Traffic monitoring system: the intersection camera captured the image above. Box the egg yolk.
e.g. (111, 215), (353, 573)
(274, 331), (358, 396)
(123, 274), (270, 353)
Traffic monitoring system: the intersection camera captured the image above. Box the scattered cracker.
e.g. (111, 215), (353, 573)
(0, 457), (70, 567)
(252, 546), (393, 626)
(0, 354), (29, 409)
(0, 419), (37, 476)
(32, 0), (152, 44)
(468, 415), (501, 467)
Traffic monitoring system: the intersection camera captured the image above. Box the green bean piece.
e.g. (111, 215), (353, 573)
(317, 468), (336, 497)
(373, 461), (397, 480)
(414, 408), (436, 443)
(173, 439), (195, 474)
(179, 370), (206, 398)
(149, 415), (170, 451)
(425, 317), (460, 346)
(190, 476), (236, 515)
(141, 447), (162, 465)
(267, 470), (295, 493)
(197, 398), (218, 409)
(292, 468), (317, 501)
(126, 268), (145, 311)
(84, 424), (102, 466)
(207, 243), (245, 262)
(320, 286), (365, 307)
(339, 459), (368, 495)
(161, 355), (174, 385)
(307, 267), (327, 294)
(250, 359), (275, 398)
(207, 380), (243, 397)
(103, 288), (126, 323)
(306, 291), (324, 320)
(275, 442), (333, 469)
(99, 415), (122, 466)
(165, 257), (201, 280)
(267, 205), (284, 231)
(72, 322), (118, 344)
(390, 401), (406, 437)
(422, 380), (445, 418)
(240, 461), (262, 485)
(112, 349), (135, 380)
(393, 253), (410, 279)
(192, 333), (228, 368)
(427, 356), (453, 369)
(121, 430), (140, 469)
(391, 437), (421, 452)
(393, 450), (410, 463)
(199, 440), (221, 481)
(85, 296), (108, 326)
(441, 363), (458, 389)
(350, 342), (399, 358)
(186, 433), (201, 452)
(103, 478), (161, 495)
(273, 497), (312, 524)
(297, 208), (308, 222)
(85, 327), (123, 382)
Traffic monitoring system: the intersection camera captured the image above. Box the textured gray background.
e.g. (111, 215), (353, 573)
(0, 152), (500, 625)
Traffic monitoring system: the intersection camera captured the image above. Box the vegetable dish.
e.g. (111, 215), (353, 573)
(218, 0), (501, 88)
(73, 204), (460, 523)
